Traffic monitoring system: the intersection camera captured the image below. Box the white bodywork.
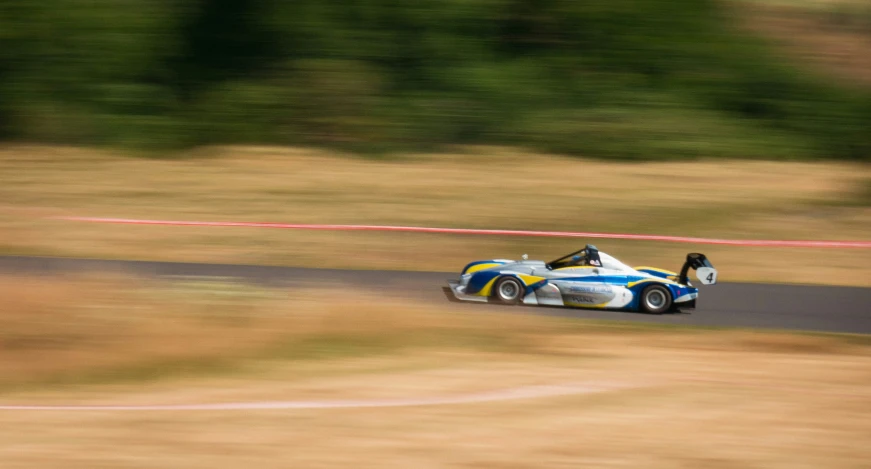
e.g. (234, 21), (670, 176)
(448, 250), (713, 310)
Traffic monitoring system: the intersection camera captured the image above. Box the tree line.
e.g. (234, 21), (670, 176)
(0, 0), (868, 159)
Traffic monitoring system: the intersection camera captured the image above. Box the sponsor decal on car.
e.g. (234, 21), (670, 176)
(568, 285), (612, 294)
(569, 295), (598, 304)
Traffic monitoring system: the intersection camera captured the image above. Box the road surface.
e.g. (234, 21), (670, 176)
(1, 256), (869, 334)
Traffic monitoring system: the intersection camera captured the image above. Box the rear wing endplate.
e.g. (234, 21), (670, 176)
(679, 253), (717, 285)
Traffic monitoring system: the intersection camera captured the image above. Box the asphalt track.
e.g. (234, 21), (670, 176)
(1, 255), (869, 334)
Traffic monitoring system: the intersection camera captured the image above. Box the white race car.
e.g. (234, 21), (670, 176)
(447, 244), (717, 313)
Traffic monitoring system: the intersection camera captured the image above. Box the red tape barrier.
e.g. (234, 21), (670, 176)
(55, 217), (871, 248)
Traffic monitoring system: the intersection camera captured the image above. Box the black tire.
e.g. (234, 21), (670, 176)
(640, 284), (672, 314)
(493, 277), (524, 305)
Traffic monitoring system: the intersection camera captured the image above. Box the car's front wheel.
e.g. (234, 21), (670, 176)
(493, 277), (524, 305)
(640, 284), (672, 314)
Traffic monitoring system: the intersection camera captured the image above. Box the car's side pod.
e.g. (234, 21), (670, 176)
(679, 253), (717, 285)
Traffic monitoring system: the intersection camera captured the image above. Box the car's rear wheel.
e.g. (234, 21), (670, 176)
(493, 277), (524, 305)
(640, 284), (672, 314)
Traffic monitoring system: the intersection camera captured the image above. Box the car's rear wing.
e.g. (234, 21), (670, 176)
(679, 253), (717, 285)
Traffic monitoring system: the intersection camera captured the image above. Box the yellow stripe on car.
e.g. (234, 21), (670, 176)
(465, 263), (502, 274)
(563, 299), (610, 308)
(627, 278), (677, 288)
(516, 274), (546, 285)
(477, 276), (501, 297)
(478, 274), (545, 297)
(634, 266), (678, 276)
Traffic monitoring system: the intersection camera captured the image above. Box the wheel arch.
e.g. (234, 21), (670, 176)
(478, 272), (548, 298)
(626, 278), (678, 311)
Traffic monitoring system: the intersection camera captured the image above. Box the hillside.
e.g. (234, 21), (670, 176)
(737, 0), (871, 88)
(0, 0), (868, 159)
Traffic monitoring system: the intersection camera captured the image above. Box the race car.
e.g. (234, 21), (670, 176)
(447, 245), (717, 313)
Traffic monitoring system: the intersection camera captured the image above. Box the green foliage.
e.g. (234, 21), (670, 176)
(0, 0), (869, 159)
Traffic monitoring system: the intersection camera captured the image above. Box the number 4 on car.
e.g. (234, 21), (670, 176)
(447, 245), (717, 314)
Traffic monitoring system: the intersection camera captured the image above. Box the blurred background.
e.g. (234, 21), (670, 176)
(0, 0), (869, 158)
(1, 1), (871, 467)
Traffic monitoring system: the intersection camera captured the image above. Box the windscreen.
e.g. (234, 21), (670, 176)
(597, 252), (636, 272)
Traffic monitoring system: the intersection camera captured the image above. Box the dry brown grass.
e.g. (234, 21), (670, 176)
(0, 274), (549, 388)
(0, 275), (869, 468)
(1, 145), (870, 285)
(0, 274), (285, 385)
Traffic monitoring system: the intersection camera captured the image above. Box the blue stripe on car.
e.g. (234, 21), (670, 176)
(460, 260), (507, 275)
(464, 271), (501, 295)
